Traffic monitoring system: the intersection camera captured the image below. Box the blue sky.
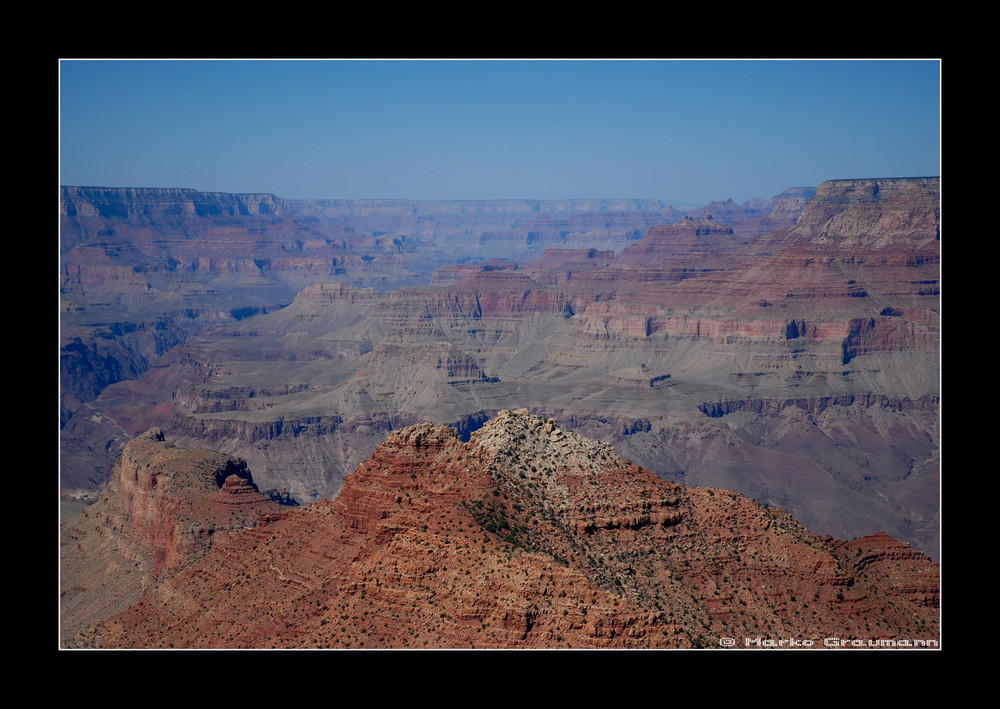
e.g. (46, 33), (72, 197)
(59, 59), (940, 206)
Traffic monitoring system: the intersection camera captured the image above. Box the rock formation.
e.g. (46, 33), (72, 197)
(63, 413), (939, 649)
(61, 179), (939, 567)
(60, 429), (279, 644)
(83, 178), (936, 557)
(61, 189), (720, 490)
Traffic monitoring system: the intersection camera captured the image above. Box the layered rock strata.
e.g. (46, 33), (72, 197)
(63, 179), (939, 561)
(60, 429), (279, 644)
(65, 412), (940, 649)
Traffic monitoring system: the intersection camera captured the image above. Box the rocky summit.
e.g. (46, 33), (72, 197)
(62, 411), (939, 649)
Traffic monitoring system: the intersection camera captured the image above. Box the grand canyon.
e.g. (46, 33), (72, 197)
(59, 177), (941, 648)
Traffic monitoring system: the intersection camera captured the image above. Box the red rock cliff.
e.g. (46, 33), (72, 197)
(100, 428), (278, 581)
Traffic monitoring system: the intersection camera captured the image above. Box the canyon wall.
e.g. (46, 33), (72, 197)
(61, 179), (939, 559)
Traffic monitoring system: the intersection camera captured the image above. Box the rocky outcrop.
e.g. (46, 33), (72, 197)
(97, 428), (276, 580)
(66, 413), (940, 649)
(841, 315), (939, 363)
(831, 532), (940, 608)
(60, 428), (281, 644)
(788, 177), (940, 247)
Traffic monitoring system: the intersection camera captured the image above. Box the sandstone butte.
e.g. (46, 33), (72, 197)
(61, 410), (940, 650)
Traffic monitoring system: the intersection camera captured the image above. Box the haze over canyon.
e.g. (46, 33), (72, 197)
(59, 176), (941, 648)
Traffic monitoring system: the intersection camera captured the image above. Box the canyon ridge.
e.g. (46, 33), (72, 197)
(61, 412), (939, 649)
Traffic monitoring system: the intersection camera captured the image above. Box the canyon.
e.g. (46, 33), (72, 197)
(59, 188), (717, 491)
(59, 185), (808, 490)
(61, 412), (939, 649)
(60, 177), (940, 574)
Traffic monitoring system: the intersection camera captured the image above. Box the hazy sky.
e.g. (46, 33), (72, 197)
(59, 59), (940, 206)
